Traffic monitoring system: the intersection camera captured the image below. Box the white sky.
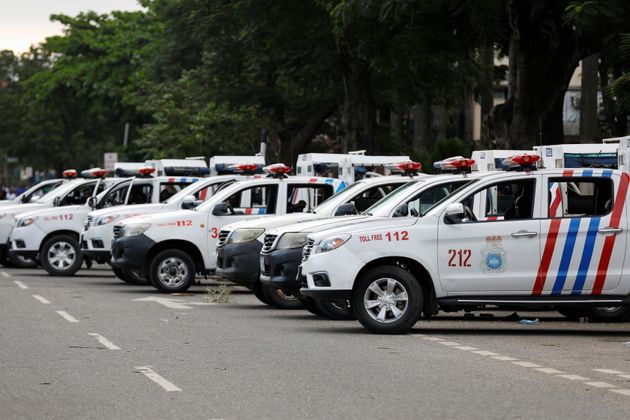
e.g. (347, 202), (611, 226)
(0, 0), (144, 53)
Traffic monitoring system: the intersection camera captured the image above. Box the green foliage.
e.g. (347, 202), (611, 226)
(413, 138), (472, 174)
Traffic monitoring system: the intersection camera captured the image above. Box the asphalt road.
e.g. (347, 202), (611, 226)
(2, 266), (630, 419)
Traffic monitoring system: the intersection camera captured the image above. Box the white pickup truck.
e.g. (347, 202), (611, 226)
(300, 156), (630, 333)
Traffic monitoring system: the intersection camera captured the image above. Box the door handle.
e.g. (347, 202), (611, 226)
(511, 231), (537, 238)
(598, 226), (623, 235)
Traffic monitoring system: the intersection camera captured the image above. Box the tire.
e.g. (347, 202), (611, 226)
(251, 282), (271, 305)
(298, 295), (323, 316)
(315, 299), (355, 320)
(585, 306), (630, 322)
(112, 267), (147, 285)
(556, 307), (582, 321)
(7, 253), (38, 268)
(149, 249), (195, 293)
(352, 265), (423, 334)
(261, 284), (303, 309)
(40, 235), (83, 276)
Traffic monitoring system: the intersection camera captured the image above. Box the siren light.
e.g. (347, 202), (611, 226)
(388, 161), (422, 177)
(502, 154), (540, 171)
(81, 168), (110, 178)
(137, 167), (156, 176)
(63, 169), (78, 178)
(263, 163), (292, 178)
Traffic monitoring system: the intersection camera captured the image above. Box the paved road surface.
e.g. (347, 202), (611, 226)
(2, 266), (630, 419)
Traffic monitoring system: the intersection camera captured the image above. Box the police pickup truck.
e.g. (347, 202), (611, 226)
(111, 164), (345, 293)
(216, 162), (425, 309)
(300, 155), (630, 333)
(9, 167), (202, 276)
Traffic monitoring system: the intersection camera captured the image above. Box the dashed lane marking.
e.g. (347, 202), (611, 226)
(88, 333), (121, 350)
(135, 366), (182, 392)
(421, 336), (445, 341)
(491, 356), (518, 361)
(14, 281), (28, 289)
(56, 311), (79, 323)
(611, 389), (630, 396)
(512, 361), (542, 368)
(558, 374), (590, 381)
(584, 382), (616, 388)
(32, 295), (50, 304)
(454, 346), (477, 351)
(471, 350), (499, 356)
(593, 369), (625, 375)
(437, 341), (461, 346)
(535, 368), (564, 374)
(1, 271), (10, 277)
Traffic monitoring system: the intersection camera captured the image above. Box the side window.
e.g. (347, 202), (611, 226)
(223, 185), (278, 215)
(348, 183), (404, 212)
(548, 178), (612, 218)
(63, 182), (97, 205)
(100, 182), (131, 208)
(128, 184), (153, 204)
(159, 183), (187, 202)
(404, 181), (469, 216)
(460, 179), (536, 222)
(287, 184), (334, 213)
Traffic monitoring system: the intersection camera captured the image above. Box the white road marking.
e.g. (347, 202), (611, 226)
(611, 389), (630, 396)
(512, 361), (542, 368)
(422, 336), (445, 341)
(584, 381), (615, 388)
(471, 350), (499, 356)
(135, 366), (182, 392)
(88, 333), (121, 350)
(593, 368), (625, 375)
(491, 356), (518, 361)
(454, 346), (478, 351)
(618, 374), (630, 379)
(557, 374), (590, 381)
(535, 368), (564, 374)
(410, 334), (426, 337)
(32, 295), (50, 304)
(56, 311), (79, 323)
(1, 271), (10, 277)
(437, 341), (461, 346)
(14, 281), (28, 289)
(132, 297), (192, 310)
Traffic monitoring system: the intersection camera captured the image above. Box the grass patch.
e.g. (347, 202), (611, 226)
(205, 283), (232, 304)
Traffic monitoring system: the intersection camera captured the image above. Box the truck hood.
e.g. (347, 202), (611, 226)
(307, 216), (418, 243)
(89, 203), (167, 219)
(267, 215), (369, 236)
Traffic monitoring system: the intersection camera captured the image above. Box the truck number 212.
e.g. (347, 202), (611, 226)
(448, 249), (471, 267)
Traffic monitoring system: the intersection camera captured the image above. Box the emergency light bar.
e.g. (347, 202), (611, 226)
(163, 166), (210, 176)
(81, 168), (110, 178)
(502, 154), (540, 171)
(263, 163), (291, 178)
(137, 167), (156, 177)
(387, 161), (422, 176)
(434, 156), (475, 173)
(63, 169), (78, 178)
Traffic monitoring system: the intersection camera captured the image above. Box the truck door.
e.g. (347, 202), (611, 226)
(437, 175), (542, 293)
(536, 170), (626, 295)
(206, 183), (280, 266)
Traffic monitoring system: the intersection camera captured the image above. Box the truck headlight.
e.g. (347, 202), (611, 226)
(95, 215), (119, 226)
(121, 223), (151, 237)
(16, 216), (38, 228)
(316, 234), (351, 253)
(276, 232), (308, 249)
(228, 228), (264, 244)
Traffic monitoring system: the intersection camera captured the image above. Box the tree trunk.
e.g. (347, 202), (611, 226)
(431, 101), (447, 142)
(580, 54), (599, 142)
(412, 95), (431, 152)
(479, 44), (495, 143)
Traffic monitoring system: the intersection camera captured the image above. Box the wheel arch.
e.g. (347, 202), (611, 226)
(145, 240), (205, 275)
(354, 256), (437, 316)
(40, 230), (81, 252)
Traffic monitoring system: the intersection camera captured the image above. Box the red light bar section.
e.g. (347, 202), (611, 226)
(264, 164), (292, 174)
(446, 158), (475, 168)
(510, 154), (540, 166)
(137, 167), (156, 175)
(63, 169), (78, 178)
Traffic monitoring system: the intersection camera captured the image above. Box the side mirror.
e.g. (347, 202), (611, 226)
(193, 200), (203, 208)
(181, 195), (196, 210)
(334, 202), (357, 216)
(392, 203), (409, 217)
(87, 196), (97, 209)
(444, 203), (465, 224)
(53, 196), (61, 207)
(212, 202), (230, 216)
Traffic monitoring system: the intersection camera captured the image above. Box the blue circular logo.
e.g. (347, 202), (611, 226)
(485, 254), (503, 270)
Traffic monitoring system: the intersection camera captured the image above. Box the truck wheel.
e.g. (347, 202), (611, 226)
(352, 265), (422, 334)
(112, 267), (147, 285)
(7, 253), (38, 268)
(315, 299), (354, 320)
(261, 284), (302, 309)
(298, 296), (323, 316)
(41, 235), (83, 276)
(149, 250), (195, 293)
(585, 306), (630, 322)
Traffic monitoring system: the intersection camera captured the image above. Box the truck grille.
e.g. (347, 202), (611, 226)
(301, 239), (315, 262)
(84, 215), (93, 231)
(216, 230), (230, 247)
(113, 224), (123, 239)
(261, 234), (277, 253)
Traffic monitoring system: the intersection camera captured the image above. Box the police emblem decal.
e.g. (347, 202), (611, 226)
(481, 235), (506, 274)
